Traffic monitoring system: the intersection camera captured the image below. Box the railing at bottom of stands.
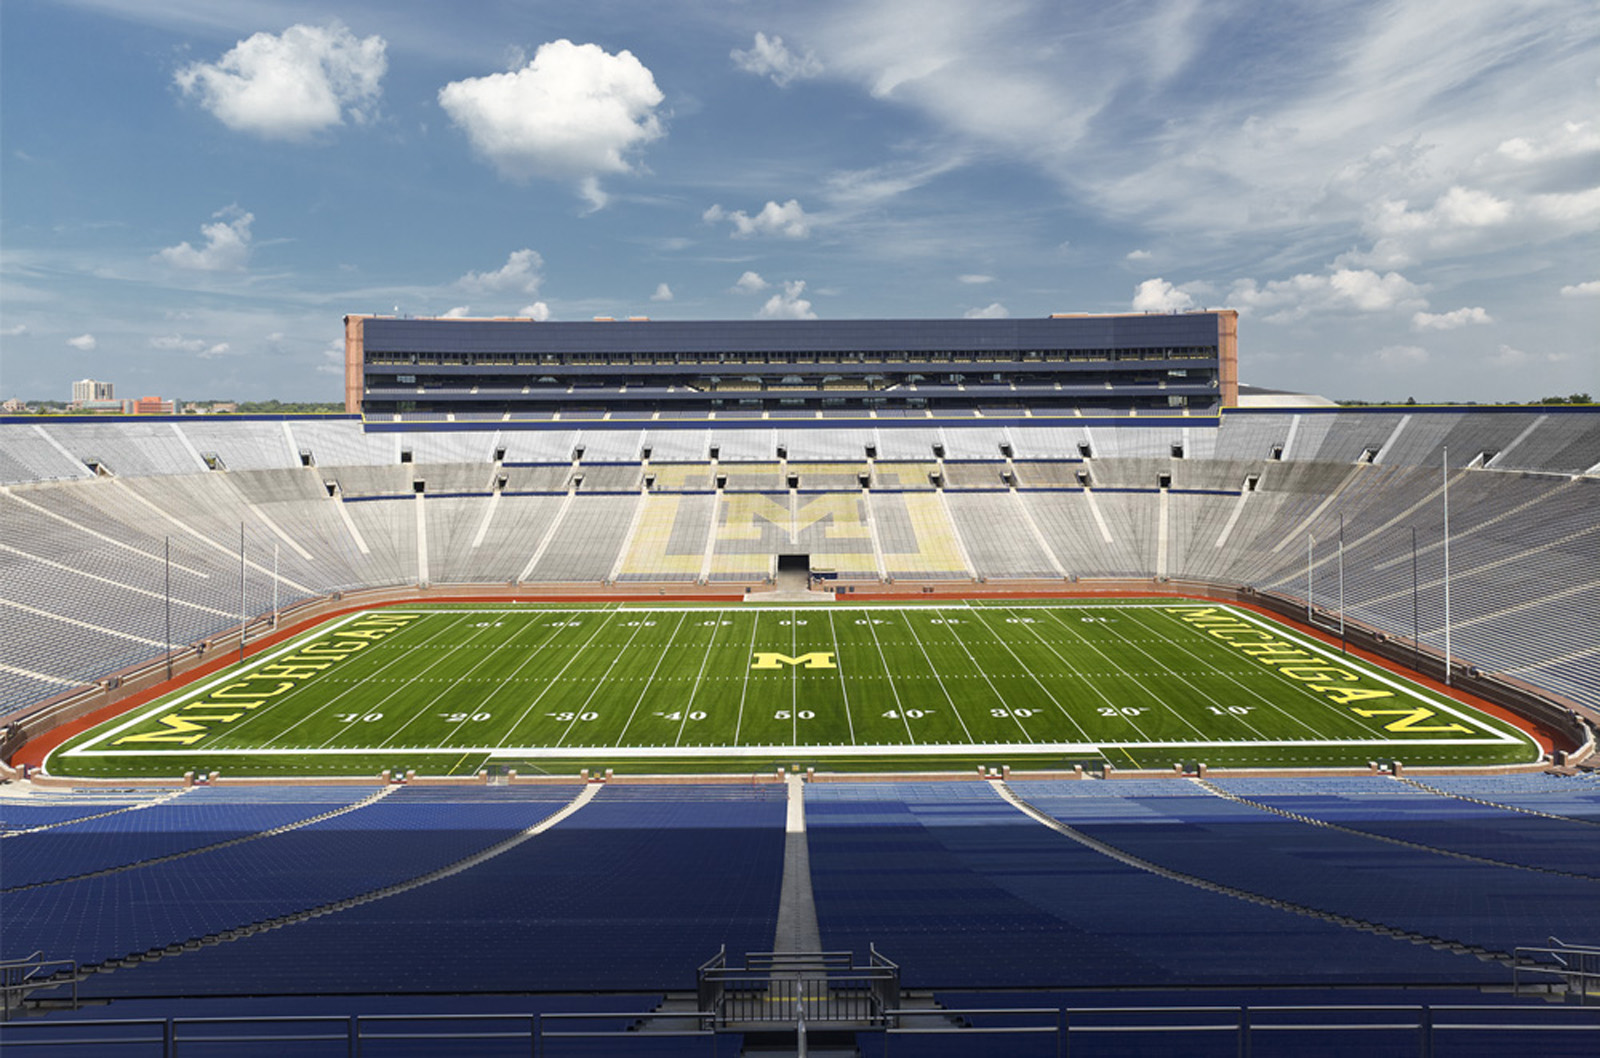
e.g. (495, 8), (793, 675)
(876, 1003), (1600, 1057)
(0, 953), (77, 1021)
(1, 1002), (1597, 1055)
(1516, 943), (1600, 1005)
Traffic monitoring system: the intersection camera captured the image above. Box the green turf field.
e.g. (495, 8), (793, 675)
(48, 601), (1541, 777)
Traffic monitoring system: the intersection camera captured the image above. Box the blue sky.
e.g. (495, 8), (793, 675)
(2, 0), (1595, 403)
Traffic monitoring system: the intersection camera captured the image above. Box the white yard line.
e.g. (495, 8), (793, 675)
(1204, 605), (1527, 745)
(613, 611), (689, 746)
(1091, 611), (1273, 742)
(1128, 608), (1327, 738)
(431, 615), (574, 746)
(674, 613), (726, 747)
(1000, 607), (1154, 742)
(1037, 607), (1212, 741)
(553, 617), (654, 747)
(67, 611), (376, 753)
(826, 610), (857, 745)
(926, 609), (1029, 742)
(314, 615), (486, 749)
(964, 608), (1090, 742)
(375, 615), (553, 748)
(731, 612), (763, 745)
(864, 613), (917, 744)
(77, 734), (1518, 761)
(491, 610), (622, 748)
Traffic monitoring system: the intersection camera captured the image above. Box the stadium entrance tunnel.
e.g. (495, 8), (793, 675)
(776, 553), (812, 591)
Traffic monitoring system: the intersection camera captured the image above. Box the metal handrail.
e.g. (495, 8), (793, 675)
(1, 1002), (1595, 1055)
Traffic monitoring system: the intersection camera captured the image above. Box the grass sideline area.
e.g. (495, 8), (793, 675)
(46, 600), (1540, 779)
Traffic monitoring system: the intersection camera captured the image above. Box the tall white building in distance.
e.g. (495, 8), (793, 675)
(71, 378), (114, 404)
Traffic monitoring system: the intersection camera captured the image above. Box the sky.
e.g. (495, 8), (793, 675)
(1, 0), (1595, 404)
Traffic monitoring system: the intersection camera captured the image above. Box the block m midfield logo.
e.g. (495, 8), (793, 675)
(751, 652), (837, 670)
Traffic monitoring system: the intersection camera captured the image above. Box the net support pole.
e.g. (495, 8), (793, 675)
(1306, 533), (1314, 624)
(1411, 526), (1420, 676)
(1338, 514), (1346, 655)
(165, 536), (173, 682)
(238, 522), (246, 665)
(1442, 448), (1451, 686)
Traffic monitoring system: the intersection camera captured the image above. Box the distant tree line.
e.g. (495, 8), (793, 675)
(1338, 394), (1592, 407)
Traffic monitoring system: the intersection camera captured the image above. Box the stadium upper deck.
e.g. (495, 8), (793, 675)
(345, 310), (1239, 418)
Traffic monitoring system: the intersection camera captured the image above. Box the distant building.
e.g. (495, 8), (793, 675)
(1, 398), (27, 413)
(71, 378), (114, 405)
(132, 396), (175, 415)
(74, 399), (127, 414)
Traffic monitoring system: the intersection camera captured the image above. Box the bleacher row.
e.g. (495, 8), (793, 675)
(4, 411), (1599, 484)
(1, 413), (1596, 716)
(1, 775), (1597, 996)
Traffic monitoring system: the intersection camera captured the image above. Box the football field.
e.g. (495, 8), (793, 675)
(49, 601), (1540, 777)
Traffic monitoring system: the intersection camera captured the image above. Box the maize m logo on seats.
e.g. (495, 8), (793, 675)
(751, 652), (837, 670)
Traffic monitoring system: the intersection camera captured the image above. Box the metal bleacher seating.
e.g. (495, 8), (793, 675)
(0, 425), (95, 485)
(805, 781), (1494, 989)
(0, 785), (584, 971)
(1, 410), (1595, 715)
(1205, 777), (1600, 876)
(1011, 779), (1600, 957)
(46, 784), (786, 998)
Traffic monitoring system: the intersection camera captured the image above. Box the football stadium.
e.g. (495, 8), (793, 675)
(1, 312), (1597, 1054)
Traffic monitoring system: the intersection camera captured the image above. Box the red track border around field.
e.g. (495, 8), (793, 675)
(15, 589), (1556, 771)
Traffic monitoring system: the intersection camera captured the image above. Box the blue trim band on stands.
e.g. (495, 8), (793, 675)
(361, 414), (1222, 433)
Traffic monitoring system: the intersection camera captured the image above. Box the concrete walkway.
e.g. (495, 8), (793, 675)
(772, 773), (822, 953)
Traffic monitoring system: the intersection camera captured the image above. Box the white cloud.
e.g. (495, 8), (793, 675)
(1228, 268), (1426, 322)
(1125, 249), (1153, 261)
(1560, 279), (1600, 297)
(964, 302), (1009, 319)
(733, 271), (770, 294)
(731, 31), (823, 87)
(1412, 306), (1492, 331)
(757, 280), (818, 320)
(66, 334), (96, 351)
(1131, 277), (1195, 313)
(440, 306), (472, 318)
(458, 248), (543, 296)
(1489, 344), (1570, 367)
(438, 40), (664, 208)
(822, 152), (969, 208)
(1, 324), (27, 337)
(1370, 344), (1431, 370)
(704, 199), (811, 239)
(958, 274), (994, 284)
(157, 206), (254, 272)
(150, 334), (231, 357)
(650, 283), (673, 302)
(518, 302), (551, 321)
(1495, 120), (1600, 164)
(175, 21), (386, 141)
(1344, 186), (1516, 268)
(317, 339), (344, 375)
